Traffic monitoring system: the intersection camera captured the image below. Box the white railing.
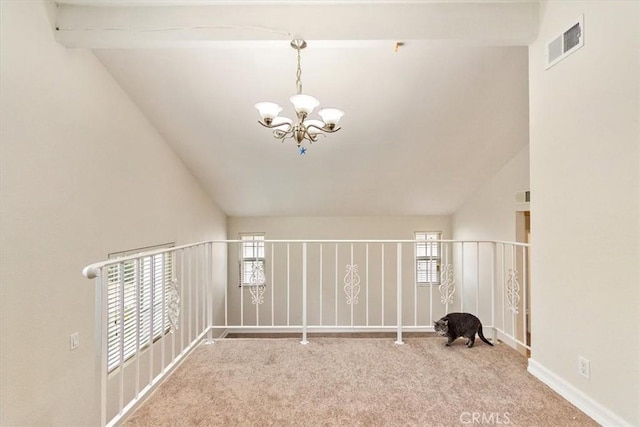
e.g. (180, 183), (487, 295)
(83, 239), (530, 427)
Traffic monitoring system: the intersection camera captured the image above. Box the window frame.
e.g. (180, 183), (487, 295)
(415, 231), (442, 286)
(107, 242), (174, 372)
(238, 233), (266, 287)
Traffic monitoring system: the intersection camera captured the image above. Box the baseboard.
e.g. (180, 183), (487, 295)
(527, 359), (632, 427)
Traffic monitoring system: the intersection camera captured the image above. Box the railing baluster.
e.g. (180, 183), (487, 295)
(135, 258), (141, 398)
(319, 244), (323, 326)
(491, 243), (496, 343)
(511, 244), (516, 337)
(522, 245), (528, 348)
(287, 243), (290, 327)
(224, 245), (228, 328)
(443, 243), (448, 315)
(256, 242), (259, 327)
(381, 244), (385, 327)
(476, 242), (480, 316)
(240, 243), (244, 327)
(350, 243), (354, 327)
(161, 254), (166, 373)
(207, 243), (213, 340)
(413, 240), (417, 327)
(149, 256), (155, 387)
(395, 243), (403, 345)
(118, 262), (125, 415)
(430, 242), (437, 323)
(501, 243), (506, 335)
(188, 248), (192, 345)
(301, 243), (308, 344)
(335, 244), (338, 326)
(271, 243), (274, 327)
(201, 245), (206, 334)
(365, 243), (369, 327)
(171, 251), (176, 362)
(180, 249), (185, 353)
(461, 242), (465, 313)
(195, 245), (200, 335)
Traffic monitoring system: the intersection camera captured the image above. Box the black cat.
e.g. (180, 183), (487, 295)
(433, 312), (493, 348)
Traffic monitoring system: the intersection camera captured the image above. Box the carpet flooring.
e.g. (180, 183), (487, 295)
(123, 337), (598, 426)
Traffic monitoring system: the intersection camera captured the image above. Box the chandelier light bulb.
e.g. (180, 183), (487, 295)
(290, 94), (320, 115)
(318, 108), (345, 129)
(255, 102), (283, 125)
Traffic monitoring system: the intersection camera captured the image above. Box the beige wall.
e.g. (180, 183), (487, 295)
(226, 216), (452, 328)
(453, 144), (530, 242)
(0, 2), (227, 426)
(529, 1), (639, 425)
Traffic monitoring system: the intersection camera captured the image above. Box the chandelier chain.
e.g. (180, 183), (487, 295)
(296, 47), (302, 95)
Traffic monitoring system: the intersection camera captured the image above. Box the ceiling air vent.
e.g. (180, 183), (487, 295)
(515, 190), (530, 204)
(546, 15), (584, 69)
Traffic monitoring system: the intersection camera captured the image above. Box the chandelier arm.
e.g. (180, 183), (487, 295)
(273, 129), (294, 139)
(258, 120), (294, 132)
(305, 124), (342, 134)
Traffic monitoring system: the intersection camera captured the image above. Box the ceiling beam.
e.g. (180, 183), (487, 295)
(55, 1), (539, 48)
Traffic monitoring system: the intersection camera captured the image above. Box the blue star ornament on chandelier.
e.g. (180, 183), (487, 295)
(255, 39), (345, 155)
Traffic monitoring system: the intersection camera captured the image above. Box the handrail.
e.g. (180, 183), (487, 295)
(82, 239), (530, 279)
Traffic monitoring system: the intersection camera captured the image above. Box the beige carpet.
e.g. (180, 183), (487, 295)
(123, 337), (598, 426)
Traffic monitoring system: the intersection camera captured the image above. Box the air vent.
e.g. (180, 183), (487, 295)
(546, 15), (584, 69)
(515, 190), (530, 204)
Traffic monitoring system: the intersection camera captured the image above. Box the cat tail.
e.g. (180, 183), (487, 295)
(478, 324), (494, 346)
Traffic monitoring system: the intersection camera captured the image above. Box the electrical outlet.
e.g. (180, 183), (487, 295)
(70, 333), (80, 350)
(578, 356), (590, 379)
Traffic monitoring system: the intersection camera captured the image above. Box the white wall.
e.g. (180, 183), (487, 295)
(529, 1), (639, 425)
(0, 2), (227, 426)
(229, 216), (452, 241)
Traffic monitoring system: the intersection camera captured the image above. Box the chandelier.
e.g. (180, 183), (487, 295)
(255, 39), (345, 155)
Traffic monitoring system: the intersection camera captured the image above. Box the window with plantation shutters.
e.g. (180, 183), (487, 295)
(239, 233), (265, 286)
(415, 232), (441, 286)
(107, 243), (174, 372)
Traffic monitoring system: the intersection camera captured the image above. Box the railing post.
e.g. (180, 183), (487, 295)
(95, 270), (107, 427)
(522, 245), (528, 348)
(491, 242), (497, 344)
(207, 243), (214, 343)
(301, 243), (309, 344)
(395, 243), (404, 345)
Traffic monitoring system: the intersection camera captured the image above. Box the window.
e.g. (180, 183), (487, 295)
(107, 243), (174, 372)
(239, 233), (265, 286)
(415, 232), (441, 285)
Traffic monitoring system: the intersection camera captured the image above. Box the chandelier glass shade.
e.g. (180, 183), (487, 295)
(255, 39), (345, 153)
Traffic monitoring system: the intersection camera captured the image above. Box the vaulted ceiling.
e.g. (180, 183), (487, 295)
(55, 1), (536, 217)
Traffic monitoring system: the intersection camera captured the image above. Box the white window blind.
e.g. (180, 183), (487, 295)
(239, 233), (265, 286)
(107, 244), (174, 372)
(415, 232), (441, 285)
